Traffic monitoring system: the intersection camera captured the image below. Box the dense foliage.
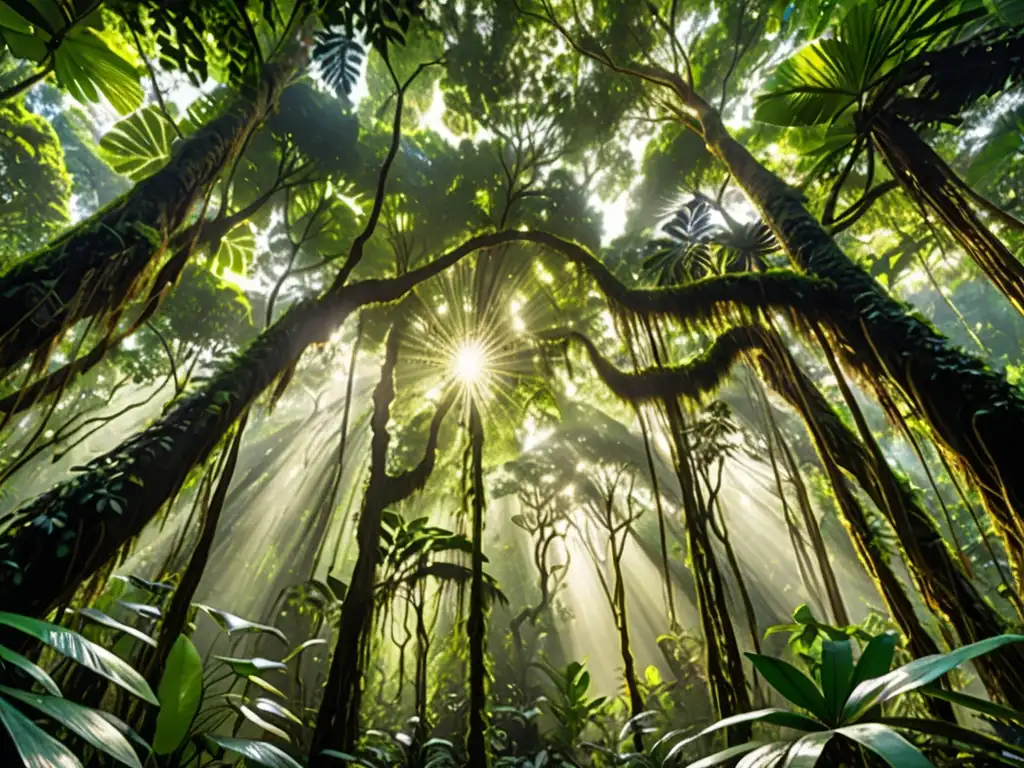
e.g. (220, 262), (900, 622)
(2, 0), (1024, 766)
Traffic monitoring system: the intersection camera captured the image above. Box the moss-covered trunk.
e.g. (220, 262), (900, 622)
(757, 334), (1024, 708)
(466, 402), (488, 767)
(871, 113), (1024, 317)
(310, 323), (454, 761)
(692, 100), (1024, 590)
(0, 53), (300, 375)
(665, 400), (751, 745)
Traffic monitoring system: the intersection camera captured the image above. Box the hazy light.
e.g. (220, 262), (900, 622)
(453, 339), (487, 384)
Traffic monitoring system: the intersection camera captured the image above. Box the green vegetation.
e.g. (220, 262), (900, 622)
(2, 0), (1024, 765)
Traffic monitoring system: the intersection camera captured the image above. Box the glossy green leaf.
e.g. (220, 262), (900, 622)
(0, 685), (142, 767)
(0, 694), (81, 768)
(211, 223), (257, 276)
(746, 652), (829, 718)
(281, 637), (327, 663)
(237, 704), (291, 742)
(685, 741), (766, 768)
(253, 697), (303, 725)
(153, 635), (203, 755)
(214, 655), (288, 677)
(663, 709), (824, 763)
(55, 29), (143, 115)
(0, 644), (61, 696)
(0, 612), (158, 705)
(78, 608), (157, 648)
(205, 736), (302, 768)
(197, 604), (288, 643)
(820, 639), (853, 723)
(835, 723), (933, 767)
(921, 684), (1024, 726)
(98, 106), (176, 181)
(783, 731), (835, 767)
(843, 634), (1024, 722)
(847, 631), (897, 697)
(878, 717), (1024, 760)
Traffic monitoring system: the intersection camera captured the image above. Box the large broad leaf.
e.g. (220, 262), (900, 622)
(211, 223), (256, 276)
(878, 717), (1024, 761)
(0, 644), (61, 696)
(78, 608), (157, 648)
(0, 694), (81, 767)
(684, 742), (767, 768)
(755, 0), (952, 126)
(0, 612), (157, 705)
(98, 106), (176, 181)
(820, 639), (853, 723)
(784, 731), (836, 766)
(153, 635), (203, 755)
(663, 709), (824, 763)
(921, 684), (1024, 726)
(842, 634), (1024, 722)
(835, 723), (933, 767)
(204, 736), (302, 768)
(847, 632), (897, 696)
(197, 604), (287, 643)
(746, 653), (829, 719)
(0, 685), (142, 768)
(985, 0), (1024, 26)
(54, 28), (143, 115)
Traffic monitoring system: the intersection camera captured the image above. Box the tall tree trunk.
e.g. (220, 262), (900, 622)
(466, 402), (488, 767)
(0, 232), (510, 618)
(310, 321), (455, 763)
(613, 557), (645, 752)
(686, 92), (1024, 590)
(757, 332), (1024, 708)
(0, 52), (303, 375)
(665, 400), (752, 745)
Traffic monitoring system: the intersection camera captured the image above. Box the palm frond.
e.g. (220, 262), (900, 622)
(313, 30), (365, 100)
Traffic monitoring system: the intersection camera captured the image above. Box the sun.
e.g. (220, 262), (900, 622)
(452, 339), (487, 384)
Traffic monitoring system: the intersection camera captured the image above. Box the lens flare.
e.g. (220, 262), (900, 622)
(453, 339), (487, 384)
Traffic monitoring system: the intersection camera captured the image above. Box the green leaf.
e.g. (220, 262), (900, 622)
(197, 604), (287, 643)
(0, 685), (142, 767)
(843, 634), (1024, 722)
(783, 731), (835, 766)
(984, 0), (1024, 26)
(55, 29), (143, 115)
(0, 694), (82, 767)
(920, 684), (1024, 726)
(205, 736), (302, 768)
(237, 704), (291, 742)
(153, 635), (203, 755)
(877, 717), (1024, 760)
(0, 2), (43, 34)
(847, 631), (897, 698)
(211, 222), (257, 276)
(746, 652), (829, 718)
(214, 656), (287, 677)
(663, 709), (824, 763)
(98, 106), (176, 181)
(78, 608), (157, 648)
(281, 638), (327, 663)
(835, 723), (934, 767)
(684, 741), (766, 768)
(0, 612), (158, 705)
(246, 675), (287, 699)
(0, 644), (61, 696)
(820, 639), (853, 723)
(252, 697), (303, 725)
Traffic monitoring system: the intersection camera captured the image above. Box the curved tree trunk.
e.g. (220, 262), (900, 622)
(0, 52), (303, 376)
(310, 321), (455, 763)
(756, 333), (1024, 708)
(0, 232), (508, 618)
(687, 95), (1024, 590)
